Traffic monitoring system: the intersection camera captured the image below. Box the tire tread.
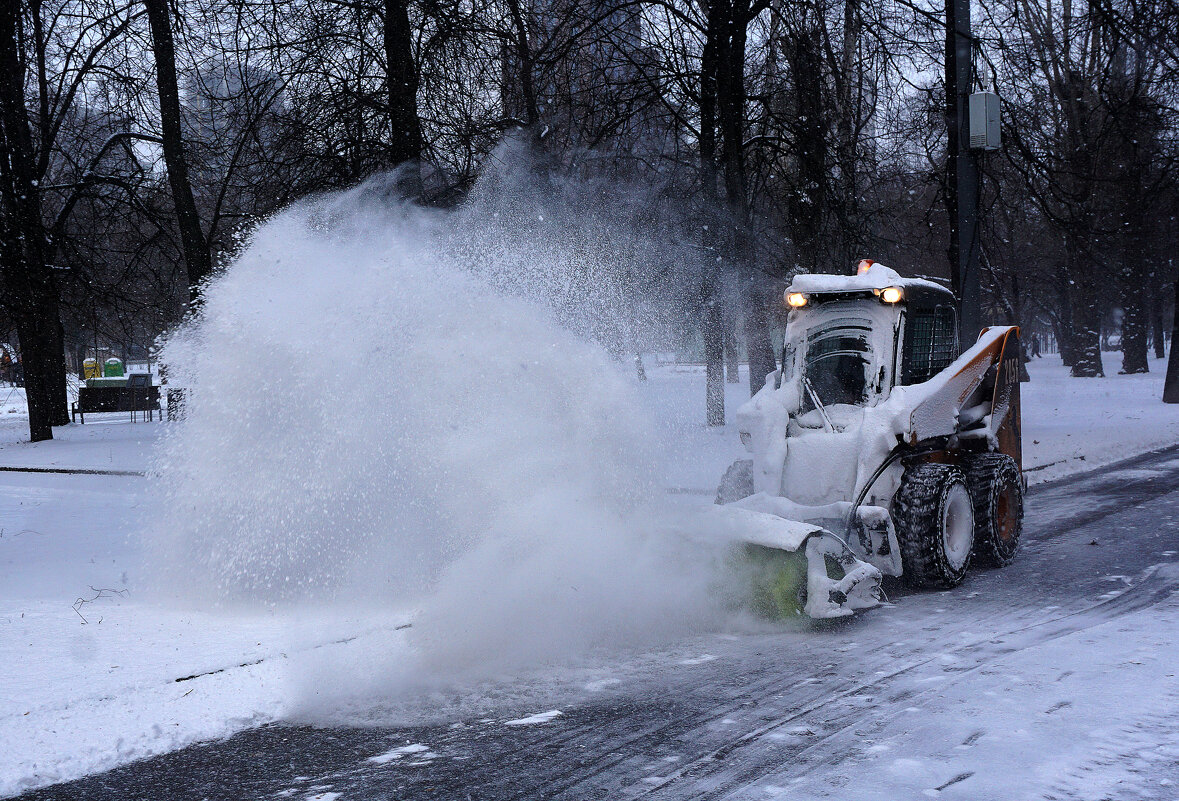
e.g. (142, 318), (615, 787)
(894, 462), (972, 588)
(964, 453), (1023, 567)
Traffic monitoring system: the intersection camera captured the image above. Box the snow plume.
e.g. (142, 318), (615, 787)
(145, 154), (727, 699)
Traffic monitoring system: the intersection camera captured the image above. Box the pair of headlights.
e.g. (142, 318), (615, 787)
(785, 286), (903, 308)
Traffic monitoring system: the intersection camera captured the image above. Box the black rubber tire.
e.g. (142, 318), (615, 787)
(965, 453), (1023, 567)
(716, 459), (755, 505)
(894, 462), (975, 588)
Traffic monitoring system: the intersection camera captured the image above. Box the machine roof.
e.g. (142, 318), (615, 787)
(787, 263), (952, 298)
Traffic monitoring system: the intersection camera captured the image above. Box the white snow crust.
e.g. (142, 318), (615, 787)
(504, 710), (563, 726)
(786, 262), (948, 296)
(367, 743), (433, 764)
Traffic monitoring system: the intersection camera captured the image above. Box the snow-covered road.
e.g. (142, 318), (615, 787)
(13, 441), (1179, 801)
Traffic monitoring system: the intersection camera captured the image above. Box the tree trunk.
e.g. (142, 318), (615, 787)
(1051, 320), (1072, 366)
(715, 0), (774, 396)
(702, 268), (726, 426)
(383, 0), (424, 194)
(73, 337), (87, 379)
(700, 5), (724, 426)
(505, 0), (540, 128)
(144, 0), (212, 303)
(0, 0), (67, 441)
(1010, 271), (1030, 382)
(1054, 261), (1076, 367)
(723, 309), (740, 383)
(1163, 281), (1179, 402)
(1120, 263), (1149, 374)
(1151, 287), (1166, 360)
(15, 314), (67, 441)
(834, 0), (861, 265)
(1070, 276), (1104, 377)
(786, 29), (828, 273)
(740, 275), (777, 392)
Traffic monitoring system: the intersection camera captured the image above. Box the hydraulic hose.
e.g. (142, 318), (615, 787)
(843, 442), (940, 541)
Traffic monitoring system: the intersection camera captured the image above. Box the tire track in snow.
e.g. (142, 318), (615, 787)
(526, 464), (1179, 800)
(478, 450), (1179, 800)
(604, 566), (1179, 801)
(1027, 443), (1179, 543)
(416, 559), (1178, 801)
(1038, 598), (1179, 801)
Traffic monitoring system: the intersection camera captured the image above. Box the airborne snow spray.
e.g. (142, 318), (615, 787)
(143, 145), (735, 716)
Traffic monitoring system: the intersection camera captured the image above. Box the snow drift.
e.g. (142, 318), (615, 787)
(144, 159), (726, 694)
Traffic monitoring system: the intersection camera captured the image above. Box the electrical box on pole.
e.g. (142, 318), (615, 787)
(969, 92), (1001, 151)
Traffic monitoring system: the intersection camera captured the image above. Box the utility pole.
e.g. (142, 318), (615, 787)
(946, 0), (982, 343)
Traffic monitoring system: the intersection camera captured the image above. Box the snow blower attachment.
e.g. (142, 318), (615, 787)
(705, 504), (884, 618)
(717, 261), (1024, 619)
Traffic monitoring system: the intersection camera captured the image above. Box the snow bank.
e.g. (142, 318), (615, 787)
(1020, 357), (1179, 484)
(0, 600), (288, 796)
(145, 163), (727, 707)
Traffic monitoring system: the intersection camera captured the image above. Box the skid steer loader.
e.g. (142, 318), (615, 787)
(717, 260), (1023, 619)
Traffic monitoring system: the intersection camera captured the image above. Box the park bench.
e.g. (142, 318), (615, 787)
(71, 374), (161, 423)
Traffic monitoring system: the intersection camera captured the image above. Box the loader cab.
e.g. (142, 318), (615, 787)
(782, 297), (903, 424)
(782, 264), (960, 417)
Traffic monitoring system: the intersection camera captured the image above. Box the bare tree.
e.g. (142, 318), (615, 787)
(145, 0), (213, 301)
(0, 1), (66, 441)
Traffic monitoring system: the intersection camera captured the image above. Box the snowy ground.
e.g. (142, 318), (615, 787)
(15, 449), (1179, 801)
(2, 353), (1179, 798)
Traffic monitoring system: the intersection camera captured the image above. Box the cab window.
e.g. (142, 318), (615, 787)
(802, 318), (873, 407)
(901, 306), (958, 384)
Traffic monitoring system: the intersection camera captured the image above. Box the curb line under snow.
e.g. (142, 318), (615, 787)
(0, 465), (144, 477)
(1028, 441), (1179, 492)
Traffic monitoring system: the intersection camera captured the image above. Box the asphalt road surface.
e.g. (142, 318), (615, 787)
(19, 445), (1179, 801)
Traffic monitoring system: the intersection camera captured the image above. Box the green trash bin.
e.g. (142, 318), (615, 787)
(103, 358), (124, 377)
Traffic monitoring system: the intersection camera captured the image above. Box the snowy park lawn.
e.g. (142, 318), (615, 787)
(0, 415), (156, 474)
(1, 353), (1178, 797)
(0, 386), (25, 419)
(1021, 355), (1179, 484)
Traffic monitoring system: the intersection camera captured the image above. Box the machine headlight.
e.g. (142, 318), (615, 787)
(880, 286), (903, 304)
(786, 292), (808, 308)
